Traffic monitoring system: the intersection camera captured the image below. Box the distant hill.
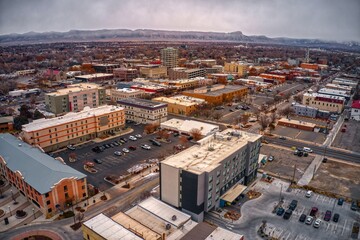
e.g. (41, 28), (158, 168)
(1, 29), (359, 51)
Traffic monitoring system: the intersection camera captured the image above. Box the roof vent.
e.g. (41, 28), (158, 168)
(165, 223), (171, 230)
(171, 215), (177, 221)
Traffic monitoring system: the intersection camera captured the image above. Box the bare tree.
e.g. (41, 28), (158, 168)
(190, 128), (202, 141)
(212, 112), (222, 121)
(269, 112), (277, 124)
(293, 94), (303, 103)
(268, 123), (276, 134)
(203, 110), (212, 119)
(240, 114), (250, 126)
(179, 135), (189, 146)
(259, 114), (269, 131)
(278, 106), (295, 118)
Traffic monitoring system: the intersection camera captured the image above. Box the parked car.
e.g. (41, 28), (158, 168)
(114, 151), (122, 156)
(113, 141), (119, 146)
(299, 214), (307, 222)
(268, 155), (274, 162)
(351, 201), (358, 211)
(337, 198), (344, 206)
(310, 207), (318, 216)
(150, 139), (161, 146)
(324, 210), (332, 221)
(333, 213), (340, 222)
(122, 148), (130, 153)
(305, 190), (312, 198)
(297, 151), (304, 157)
(229, 109), (234, 112)
(283, 209), (293, 219)
(303, 147), (313, 153)
(92, 146), (102, 153)
(141, 144), (151, 150)
(109, 143), (115, 148)
(129, 135), (137, 141)
(173, 132), (180, 137)
(93, 158), (102, 164)
(135, 134), (142, 138)
(279, 136), (287, 140)
(67, 145), (76, 150)
(129, 146), (137, 151)
(104, 144), (110, 148)
(276, 207), (285, 216)
(120, 137), (128, 142)
(289, 200), (298, 211)
(313, 219), (321, 228)
(305, 216), (314, 225)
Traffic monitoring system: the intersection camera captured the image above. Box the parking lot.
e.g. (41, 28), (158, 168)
(53, 123), (193, 191)
(236, 179), (360, 240)
(273, 125), (326, 145)
(332, 119), (360, 153)
(260, 145), (314, 181)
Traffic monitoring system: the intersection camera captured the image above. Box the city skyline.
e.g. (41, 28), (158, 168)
(0, 0), (359, 42)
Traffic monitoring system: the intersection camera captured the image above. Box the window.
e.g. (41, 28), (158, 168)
(48, 208), (52, 213)
(83, 193), (86, 197)
(46, 200), (51, 205)
(45, 193), (49, 198)
(64, 186), (68, 191)
(65, 193), (69, 199)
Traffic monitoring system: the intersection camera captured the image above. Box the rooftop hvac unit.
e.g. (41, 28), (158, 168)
(165, 223), (171, 230)
(171, 215), (177, 221)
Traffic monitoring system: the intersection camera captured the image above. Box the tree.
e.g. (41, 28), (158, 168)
(157, 129), (168, 139)
(253, 108), (261, 120)
(179, 135), (188, 146)
(240, 114), (250, 126)
(268, 123), (276, 134)
(19, 104), (33, 119)
(13, 116), (29, 130)
(293, 94), (303, 103)
(212, 112), (222, 121)
(259, 115), (269, 131)
(203, 110), (212, 119)
(278, 106), (294, 118)
(190, 128), (202, 141)
(33, 110), (45, 120)
(269, 112), (277, 124)
(144, 124), (157, 134)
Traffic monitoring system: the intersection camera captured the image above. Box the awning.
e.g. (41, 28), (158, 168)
(221, 184), (247, 203)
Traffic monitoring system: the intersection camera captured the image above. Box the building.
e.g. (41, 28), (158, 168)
(21, 105), (125, 152)
(92, 63), (120, 73)
(277, 118), (316, 131)
(160, 118), (219, 136)
(292, 103), (318, 118)
(113, 68), (138, 81)
(332, 78), (358, 88)
(300, 63), (319, 70)
(350, 100), (360, 121)
(160, 129), (262, 221)
(192, 59), (217, 67)
(8, 88), (41, 98)
(139, 65), (168, 79)
(75, 73), (113, 82)
(117, 98), (167, 124)
(161, 47), (178, 68)
(303, 92), (345, 114)
(224, 62), (249, 77)
(182, 222), (244, 240)
(325, 83), (353, 93)
(45, 83), (106, 115)
(0, 116), (14, 132)
(183, 84), (248, 105)
(168, 67), (206, 80)
(317, 88), (351, 101)
(0, 134), (87, 216)
(259, 73), (286, 84)
(152, 79), (200, 90)
(153, 95), (205, 115)
(109, 88), (148, 101)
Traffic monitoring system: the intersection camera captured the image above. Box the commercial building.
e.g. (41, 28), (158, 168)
(152, 79), (200, 90)
(183, 84), (248, 105)
(259, 73), (286, 84)
(292, 103), (318, 118)
(168, 67), (206, 80)
(161, 47), (178, 68)
(117, 98), (167, 124)
(332, 78), (358, 88)
(113, 68), (138, 81)
(8, 88), (41, 98)
(21, 105), (125, 152)
(0, 134), (87, 216)
(303, 92), (345, 114)
(300, 63), (319, 70)
(92, 63), (120, 73)
(350, 100), (360, 121)
(192, 59), (217, 67)
(317, 88), (351, 101)
(160, 129), (262, 221)
(153, 95), (205, 115)
(139, 65), (168, 79)
(325, 83), (353, 93)
(75, 73), (113, 82)
(160, 118), (219, 136)
(277, 118), (316, 131)
(224, 62), (249, 77)
(0, 116), (14, 132)
(109, 88), (148, 101)
(45, 83), (106, 115)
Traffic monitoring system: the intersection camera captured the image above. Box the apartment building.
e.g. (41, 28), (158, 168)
(21, 105), (125, 152)
(113, 68), (138, 81)
(350, 100), (360, 121)
(183, 84), (248, 105)
(168, 67), (206, 80)
(224, 62), (249, 77)
(109, 88), (148, 101)
(45, 83), (106, 115)
(161, 47), (178, 68)
(139, 65), (168, 79)
(153, 95), (205, 115)
(0, 134), (87, 216)
(259, 73), (286, 84)
(117, 98), (167, 124)
(303, 92), (345, 114)
(160, 129), (262, 221)
(292, 103), (318, 118)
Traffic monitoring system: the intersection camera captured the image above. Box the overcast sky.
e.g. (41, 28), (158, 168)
(0, 0), (359, 42)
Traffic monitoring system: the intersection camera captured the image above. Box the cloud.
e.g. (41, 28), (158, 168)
(0, 0), (359, 42)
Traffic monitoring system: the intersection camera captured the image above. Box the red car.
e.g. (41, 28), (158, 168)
(310, 207), (318, 217)
(129, 146), (137, 151)
(324, 210), (332, 221)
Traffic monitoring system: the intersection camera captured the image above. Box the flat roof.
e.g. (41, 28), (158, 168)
(162, 129), (261, 174)
(181, 222), (216, 240)
(75, 73), (113, 79)
(185, 85), (247, 97)
(318, 88), (350, 97)
(117, 98), (167, 109)
(113, 88), (144, 93)
(111, 212), (161, 240)
(0, 116), (14, 124)
(278, 118), (316, 127)
(304, 92), (345, 101)
(0, 134), (86, 194)
(153, 95), (205, 106)
(221, 184), (247, 202)
(161, 118), (219, 136)
(83, 213), (142, 240)
(205, 227), (244, 240)
(46, 83), (102, 96)
(22, 105), (124, 132)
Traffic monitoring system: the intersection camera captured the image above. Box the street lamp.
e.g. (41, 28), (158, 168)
(8, 206), (11, 216)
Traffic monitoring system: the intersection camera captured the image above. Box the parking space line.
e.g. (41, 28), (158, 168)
(315, 194), (320, 201)
(341, 219), (347, 235)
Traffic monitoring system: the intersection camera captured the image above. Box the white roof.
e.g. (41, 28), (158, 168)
(76, 73), (113, 79)
(114, 88), (143, 93)
(47, 83), (102, 96)
(161, 118), (218, 136)
(22, 105), (124, 132)
(304, 92), (345, 101)
(83, 214), (142, 240)
(137, 197), (191, 228)
(318, 88), (350, 97)
(205, 227), (244, 240)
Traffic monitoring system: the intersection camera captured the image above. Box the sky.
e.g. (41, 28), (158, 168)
(0, 0), (359, 42)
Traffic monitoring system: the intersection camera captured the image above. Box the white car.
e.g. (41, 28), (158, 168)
(305, 190), (312, 198)
(141, 144), (151, 150)
(67, 144), (76, 150)
(313, 219), (321, 228)
(129, 136), (137, 141)
(135, 134), (142, 138)
(305, 216), (314, 225)
(114, 151), (122, 156)
(303, 147), (313, 153)
(122, 148), (130, 153)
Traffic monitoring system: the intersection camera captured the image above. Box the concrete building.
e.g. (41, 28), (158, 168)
(332, 78), (358, 88)
(113, 68), (138, 81)
(303, 92), (345, 114)
(325, 83), (353, 93)
(0, 134), (87, 216)
(292, 103), (318, 118)
(139, 65), (168, 79)
(259, 73), (286, 84)
(153, 95), (205, 115)
(92, 63), (120, 73)
(350, 100), (360, 121)
(317, 88), (351, 101)
(224, 62), (249, 77)
(0, 116), (14, 132)
(75, 73), (113, 82)
(183, 84), (248, 105)
(161, 47), (178, 68)
(277, 118), (316, 131)
(168, 67), (206, 80)
(160, 129), (262, 221)
(45, 83), (106, 115)
(152, 79), (200, 90)
(109, 88), (148, 101)
(192, 59), (217, 67)
(117, 98), (167, 124)
(160, 118), (219, 136)
(21, 105), (125, 152)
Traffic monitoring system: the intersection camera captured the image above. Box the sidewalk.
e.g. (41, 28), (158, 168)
(297, 154), (323, 186)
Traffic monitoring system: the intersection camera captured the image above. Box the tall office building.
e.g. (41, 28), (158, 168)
(161, 47), (178, 68)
